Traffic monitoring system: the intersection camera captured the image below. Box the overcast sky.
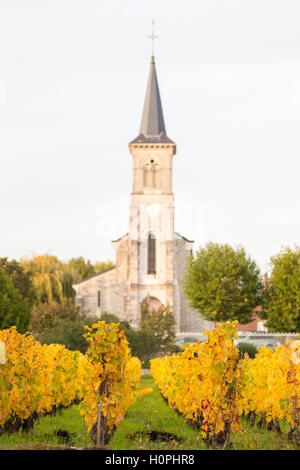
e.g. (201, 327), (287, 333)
(0, 0), (299, 274)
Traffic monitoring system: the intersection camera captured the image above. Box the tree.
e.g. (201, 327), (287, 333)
(21, 255), (76, 304)
(94, 261), (115, 275)
(30, 298), (81, 334)
(138, 300), (177, 353)
(39, 315), (99, 354)
(0, 268), (31, 332)
(20, 255), (115, 305)
(0, 258), (36, 308)
(21, 255), (65, 304)
(262, 246), (300, 332)
(128, 301), (178, 365)
(183, 242), (262, 324)
(67, 257), (96, 283)
(68, 257), (115, 282)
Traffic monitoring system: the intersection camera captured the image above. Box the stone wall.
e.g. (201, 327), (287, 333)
(73, 268), (131, 323)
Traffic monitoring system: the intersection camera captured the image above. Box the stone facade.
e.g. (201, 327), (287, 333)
(73, 55), (214, 334)
(73, 230), (214, 333)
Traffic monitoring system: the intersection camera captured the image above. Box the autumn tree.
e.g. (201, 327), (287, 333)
(183, 242), (262, 324)
(30, 298), (81, 334)
(262, 246), (300, 332)
(67, 257), (114, 282)
(21, 255), (76, 304)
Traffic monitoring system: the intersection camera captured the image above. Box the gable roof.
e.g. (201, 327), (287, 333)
(175, 232), (194, 243)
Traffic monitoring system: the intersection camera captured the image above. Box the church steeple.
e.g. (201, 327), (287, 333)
(130, 56), (174, 144)
(140, 55), (166, 137)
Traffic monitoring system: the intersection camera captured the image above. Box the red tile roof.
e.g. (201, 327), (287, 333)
(237, 307), (263, 331)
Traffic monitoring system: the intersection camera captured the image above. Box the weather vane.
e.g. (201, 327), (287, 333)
(148, 18), (158, 57)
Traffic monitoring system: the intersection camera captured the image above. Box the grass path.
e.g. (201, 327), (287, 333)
(0, 375), (299, 450)
(109, 375), (205, 450)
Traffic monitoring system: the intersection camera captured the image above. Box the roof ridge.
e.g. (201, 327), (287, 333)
(72, 266), (115, 285)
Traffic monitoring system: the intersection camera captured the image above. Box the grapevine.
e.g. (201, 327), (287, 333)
(0, 323), (149, 443)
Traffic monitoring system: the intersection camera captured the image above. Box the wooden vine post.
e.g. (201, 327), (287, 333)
(0, 340), (5, 365)
(96, 400), (102, 447)
(95, 378), (109, 447)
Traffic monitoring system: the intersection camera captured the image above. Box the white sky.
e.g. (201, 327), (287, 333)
(0, 0), (299, 274)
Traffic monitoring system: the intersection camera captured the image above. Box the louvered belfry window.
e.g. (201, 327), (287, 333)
(152, 163), (159, 187)
(144, 163), (151, 187)
(144, 160), (160, 188)
(148, 233), (156, 274)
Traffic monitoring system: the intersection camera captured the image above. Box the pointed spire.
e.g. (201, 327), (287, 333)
(130, 56), (174, 144)
(139, 55), (166, 137)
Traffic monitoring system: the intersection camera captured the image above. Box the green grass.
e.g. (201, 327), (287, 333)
(0, 405), (93, 450)
(232, 419), (295, 450)
(0, 375), (299, 450)
(109, 376), (206, 450)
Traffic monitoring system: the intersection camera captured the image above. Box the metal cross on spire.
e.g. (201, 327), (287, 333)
(148, 18), (158, 58)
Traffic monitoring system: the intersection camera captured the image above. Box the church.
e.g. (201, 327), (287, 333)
(73, 55), (214, 335)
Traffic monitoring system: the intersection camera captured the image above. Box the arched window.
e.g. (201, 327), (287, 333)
(147, 233), (156, 274)
(144, 160), (160, 188)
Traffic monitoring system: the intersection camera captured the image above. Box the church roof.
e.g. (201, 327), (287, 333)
(72, 266), (115, 285)
(175, 232), (194, 243)
(130, 56), (175, 145)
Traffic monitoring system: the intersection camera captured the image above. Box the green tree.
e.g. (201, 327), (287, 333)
(0, 268), (31, 332)
(237, 342), (258, 359)
(127, 301), (177, 365)
(138, 300), (177, 354)
(262, 246), (300, 332)
(0, 257), (36, 309)
(94, 260), (115, 274)
(39, 315), (99, 354)
(183, 242), (262, 324)
(68, 257), (115, 282)
(67, 257), (96, 283)
(30, 298), (81, 334)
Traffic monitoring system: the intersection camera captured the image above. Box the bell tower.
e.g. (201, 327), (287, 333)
(128, 55), (177, 327)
